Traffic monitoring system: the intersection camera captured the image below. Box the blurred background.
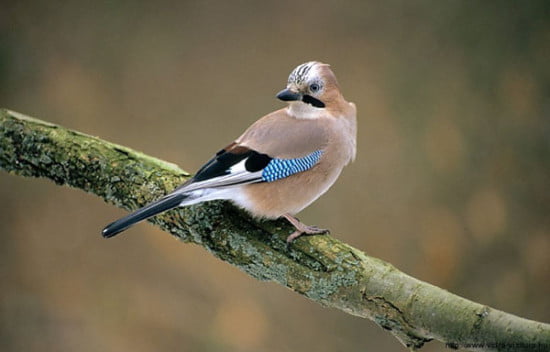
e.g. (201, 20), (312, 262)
(1, 1), (549, 351)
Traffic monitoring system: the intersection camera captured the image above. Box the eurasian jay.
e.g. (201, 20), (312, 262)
(102, 61), (357, 242)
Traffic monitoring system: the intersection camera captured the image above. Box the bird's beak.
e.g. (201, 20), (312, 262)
(276, 88), (302, 102)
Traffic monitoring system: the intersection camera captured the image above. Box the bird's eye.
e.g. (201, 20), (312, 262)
(309, 83), (320, 93)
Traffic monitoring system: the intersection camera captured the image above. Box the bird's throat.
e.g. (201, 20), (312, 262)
(288, 101), (325, 119)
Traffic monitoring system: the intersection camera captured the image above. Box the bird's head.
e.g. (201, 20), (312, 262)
(277, 61), (343, 117)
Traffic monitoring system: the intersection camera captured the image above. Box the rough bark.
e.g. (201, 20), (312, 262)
(1, 108), (548, 351)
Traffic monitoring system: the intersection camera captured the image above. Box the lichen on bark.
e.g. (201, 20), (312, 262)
(1, 108), (549, 351)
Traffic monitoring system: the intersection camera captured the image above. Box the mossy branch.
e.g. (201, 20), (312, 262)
(1, 108), (548, 351)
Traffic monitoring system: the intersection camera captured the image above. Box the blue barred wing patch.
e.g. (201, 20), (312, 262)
(261, 150), (323, 182)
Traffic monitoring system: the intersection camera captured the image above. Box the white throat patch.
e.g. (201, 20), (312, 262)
(287, 101), (325, 119)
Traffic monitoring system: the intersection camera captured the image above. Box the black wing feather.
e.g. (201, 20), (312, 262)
(102, 193), (187, 238)
(193, 146), (272, 182)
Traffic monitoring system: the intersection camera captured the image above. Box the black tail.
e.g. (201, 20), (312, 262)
(102, 193), (187, 238)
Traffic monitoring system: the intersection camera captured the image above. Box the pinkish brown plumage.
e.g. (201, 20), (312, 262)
(103, 61), (357, 242)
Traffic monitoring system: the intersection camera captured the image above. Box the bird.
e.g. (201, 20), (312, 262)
(102, 61), (357, 242)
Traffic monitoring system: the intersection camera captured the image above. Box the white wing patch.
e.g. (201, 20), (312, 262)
(229, 158), (248, 173)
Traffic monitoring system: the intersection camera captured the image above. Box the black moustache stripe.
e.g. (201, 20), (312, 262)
(302, 95), (325, 108)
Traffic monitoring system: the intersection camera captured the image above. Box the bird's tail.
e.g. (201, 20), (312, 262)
(102, 193), (187, 238)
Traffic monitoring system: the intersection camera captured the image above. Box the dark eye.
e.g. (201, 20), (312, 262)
(309, 83), (320, 93)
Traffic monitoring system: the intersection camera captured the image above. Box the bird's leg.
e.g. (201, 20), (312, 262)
(282, 213), (329, 243)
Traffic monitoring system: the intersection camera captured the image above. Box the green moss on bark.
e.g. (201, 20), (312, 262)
(1, 108), (549, 352)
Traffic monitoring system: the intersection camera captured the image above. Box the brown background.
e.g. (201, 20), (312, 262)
(1, 1), (549, 351)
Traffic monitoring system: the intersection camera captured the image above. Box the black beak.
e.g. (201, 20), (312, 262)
(276, 88), (301, 102)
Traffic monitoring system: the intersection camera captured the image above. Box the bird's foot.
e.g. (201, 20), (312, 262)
(283, 214), (330, 243)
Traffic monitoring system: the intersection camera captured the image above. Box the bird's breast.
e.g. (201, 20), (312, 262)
(239, 146), (347, 218)
(232, 108), (356, 219)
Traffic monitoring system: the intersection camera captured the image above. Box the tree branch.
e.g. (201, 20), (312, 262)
(1, 108), (548, 351)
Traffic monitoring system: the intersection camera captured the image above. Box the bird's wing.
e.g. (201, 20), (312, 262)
(175, 110), (330, 193)
(175, 144), (270, 193)
(236, 108), (329, 159)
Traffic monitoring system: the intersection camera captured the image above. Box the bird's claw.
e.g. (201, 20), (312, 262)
(285, 226), (329, 243)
